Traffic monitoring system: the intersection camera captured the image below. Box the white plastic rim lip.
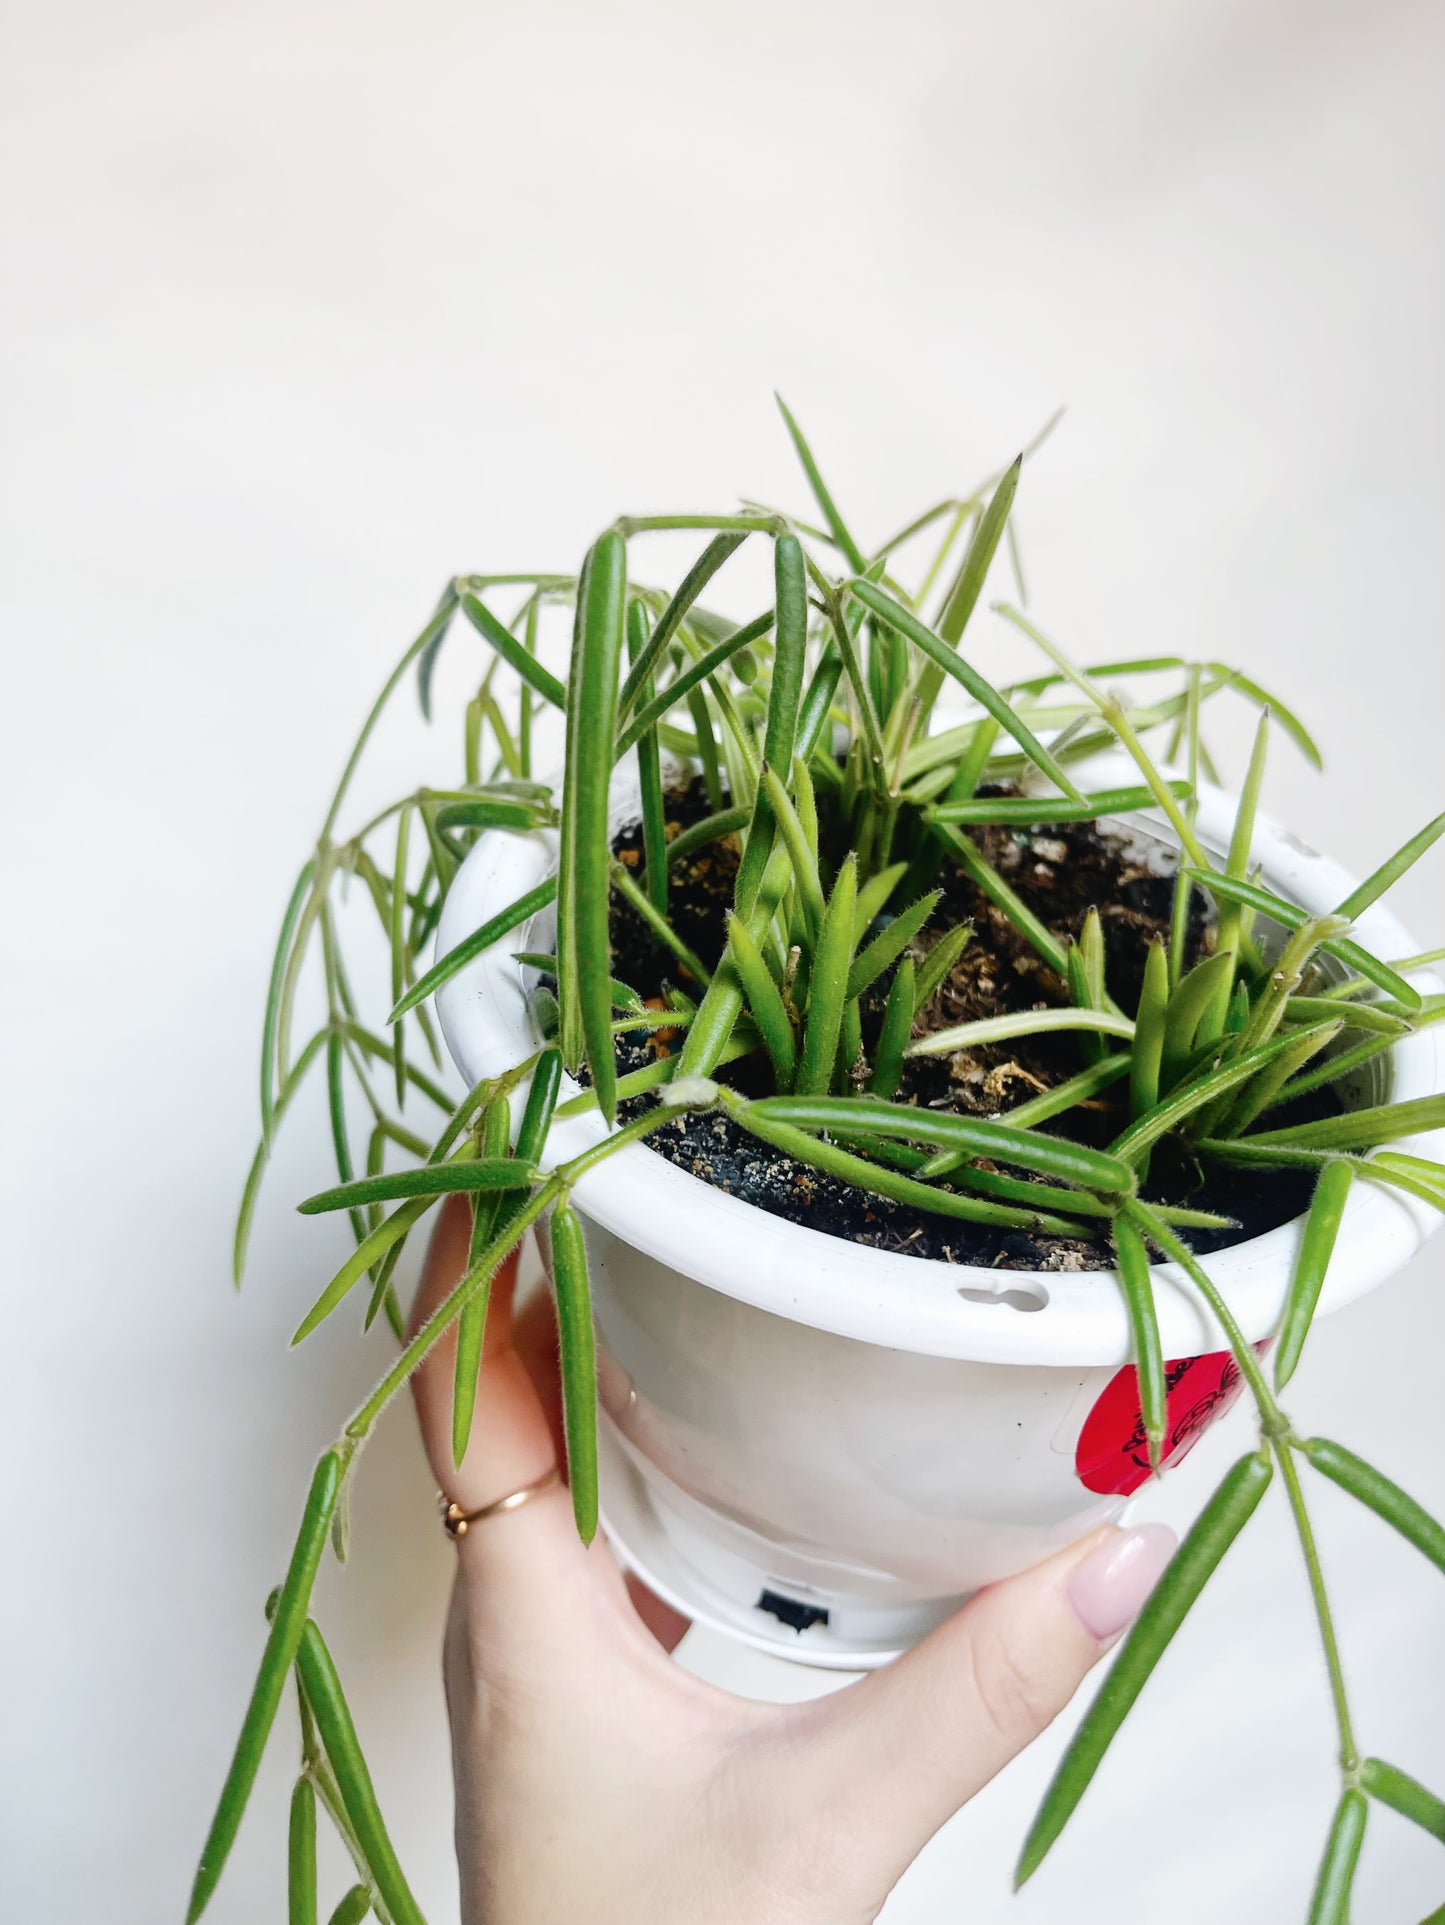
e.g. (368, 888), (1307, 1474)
(435, 749), (1445, 1369)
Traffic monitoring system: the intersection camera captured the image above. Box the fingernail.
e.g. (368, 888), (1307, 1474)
(1067, 1524), (1177, 1641)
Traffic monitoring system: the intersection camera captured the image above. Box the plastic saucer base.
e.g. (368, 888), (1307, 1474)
(597, 1417), (962, 1673)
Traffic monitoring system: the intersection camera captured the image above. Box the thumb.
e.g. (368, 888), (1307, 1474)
(807, 1523), (1176, 1865)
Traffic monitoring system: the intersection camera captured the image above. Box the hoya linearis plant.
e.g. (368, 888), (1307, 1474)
(194, 402), (1445, 1923)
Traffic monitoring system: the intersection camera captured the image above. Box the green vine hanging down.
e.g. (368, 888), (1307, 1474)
(196, 403), (1445, 1925)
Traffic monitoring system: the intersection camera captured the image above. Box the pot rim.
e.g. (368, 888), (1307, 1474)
(435, 748), (1445, 1366)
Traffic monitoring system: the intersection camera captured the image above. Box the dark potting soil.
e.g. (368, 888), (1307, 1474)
(604, 775), (1338, 1271)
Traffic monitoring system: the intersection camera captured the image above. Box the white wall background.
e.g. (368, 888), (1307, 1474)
(3, 2), (1443, 1920)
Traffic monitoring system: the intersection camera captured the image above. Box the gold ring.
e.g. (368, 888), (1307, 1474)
(438, 1466), (562, 1538)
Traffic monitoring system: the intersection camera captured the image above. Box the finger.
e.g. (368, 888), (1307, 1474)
(800, 1523), (1177, 1863)
(511, 1282), (691, 1655)
(409, 1196), (580, 1607)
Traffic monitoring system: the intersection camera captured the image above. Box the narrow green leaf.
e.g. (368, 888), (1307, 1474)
(1366, 1150), (1445, 1212)
(747, 1095), (1137, 1194)
(726, 914), (796, 1088)
(389, 805), (412, 1110)
(687, 683), (724, 809)
(324, 1033), (368, 1249)
(1243, 1094), (1445, 1154)
(519, 592), (539, 775)
(1007, 1056), (1132, 1130)
(1183, 868), (1423, 1011)
(1160, 951), (1235, 1089)
(796, 647), (844, 765)
(935, 823), (1071, 978)
(846, 890), (941, 1002)
(563, 532), (628, 1122)
(617, 531), (748, 710)
(555, 565), (589, 1067)
(1016, 1451), (1272, 1886)
(1306, 1789), (1367, 1925)
(616, 612), (773, 758)
(870, 955), (914, 1098)
(1228, 708), (1271, 884)
(775, 395), (866, 572)
(1359, 1757), (1445, 1843)
(458, 589), (567, 708)
(661, 805), (750, 873)
(1302, 1437), (1445, 1574)
(339, 1020), (452, 1113)
(1218, 1021), (1340, 1137)
(1130, 941), (1170, 1124)
(1273, 1160), (1353, 1389)
(761, 764), (827, 935)
(1204, 663), (1322, 769)
(1334, 809), (1445, 921)
(296, 1621), (424, 1925)
(765, 532), (809, 770)
(389, 877), (557, 1023)
(297, 1159), (535, 1216)
(288, 1778), (317, 1925)
(733, 534), (809, 914)
(1283, 995), (1408, 1037)
(798, 855), (857, 1095)
(610, 860), (712, 989)
(235, 1029), (329, 1284)
(909, 1006), (1135, 1057)
(325, 1888), (371, 1925)
(1108, 1026), (1340, 1165)
(935, 456), (1021, 648)
(809, 561), (887, 775)
(727, 1098), (1090, 1235)
(854, 862), (908, 939)
(452, 1098), (513, 1465)
(324, 587), (462, 841)
(187, 1454), (342, 1924)
(293, 1197), (435, 1345)
(262, 862), (317, 1135)
(414, 580), (463, 723)
(851, 580), (1085, 804)
(550, 1200), (599, 1542)
(1113, 1216), (1166, 1469)
(1209, 702), (1271, 976)
(1009, 654), (1188, 700)
(928, 782), (1189, 826)
(429, 797), (544, 834)
(911, 922), (972, 1014)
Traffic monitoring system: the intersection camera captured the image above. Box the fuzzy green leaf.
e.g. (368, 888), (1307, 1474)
(748, 1095), (1137, 1194)
(187, 1454), (342, 1923)
(1273, 1160), (1353, 1389)
(846, 890), (941, 1002)
(297, 1159), (536, 1216)
(1359, 1757), (1445, 1843)
(550, 1200), (599, 1542)
(935, 456), (1021, 648)
(798, 856), (858, 1095)
(1113, 1215), (1166, 1469)
(1016, 1451), (1272, 1886)
(851, 579), (1085, 805)
(458, 590), (567, 708)
(1305, 1789), (1367, 1925)
(296, 1620), (424, 1925)
(1301, 1438), (1445, 1574)
(389, 878), (557, 1023)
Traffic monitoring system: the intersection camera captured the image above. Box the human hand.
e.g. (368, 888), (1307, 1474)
(411, 1197), (1175, 1925)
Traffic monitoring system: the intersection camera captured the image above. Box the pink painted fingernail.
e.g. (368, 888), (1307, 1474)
(1067, 1524), (1177, 1641)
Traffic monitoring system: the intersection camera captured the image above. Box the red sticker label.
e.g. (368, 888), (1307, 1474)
(1075, 1348), (1264, 1496)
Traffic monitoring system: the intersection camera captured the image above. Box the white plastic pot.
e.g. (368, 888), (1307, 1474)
(434, 750), (1445, 1669)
